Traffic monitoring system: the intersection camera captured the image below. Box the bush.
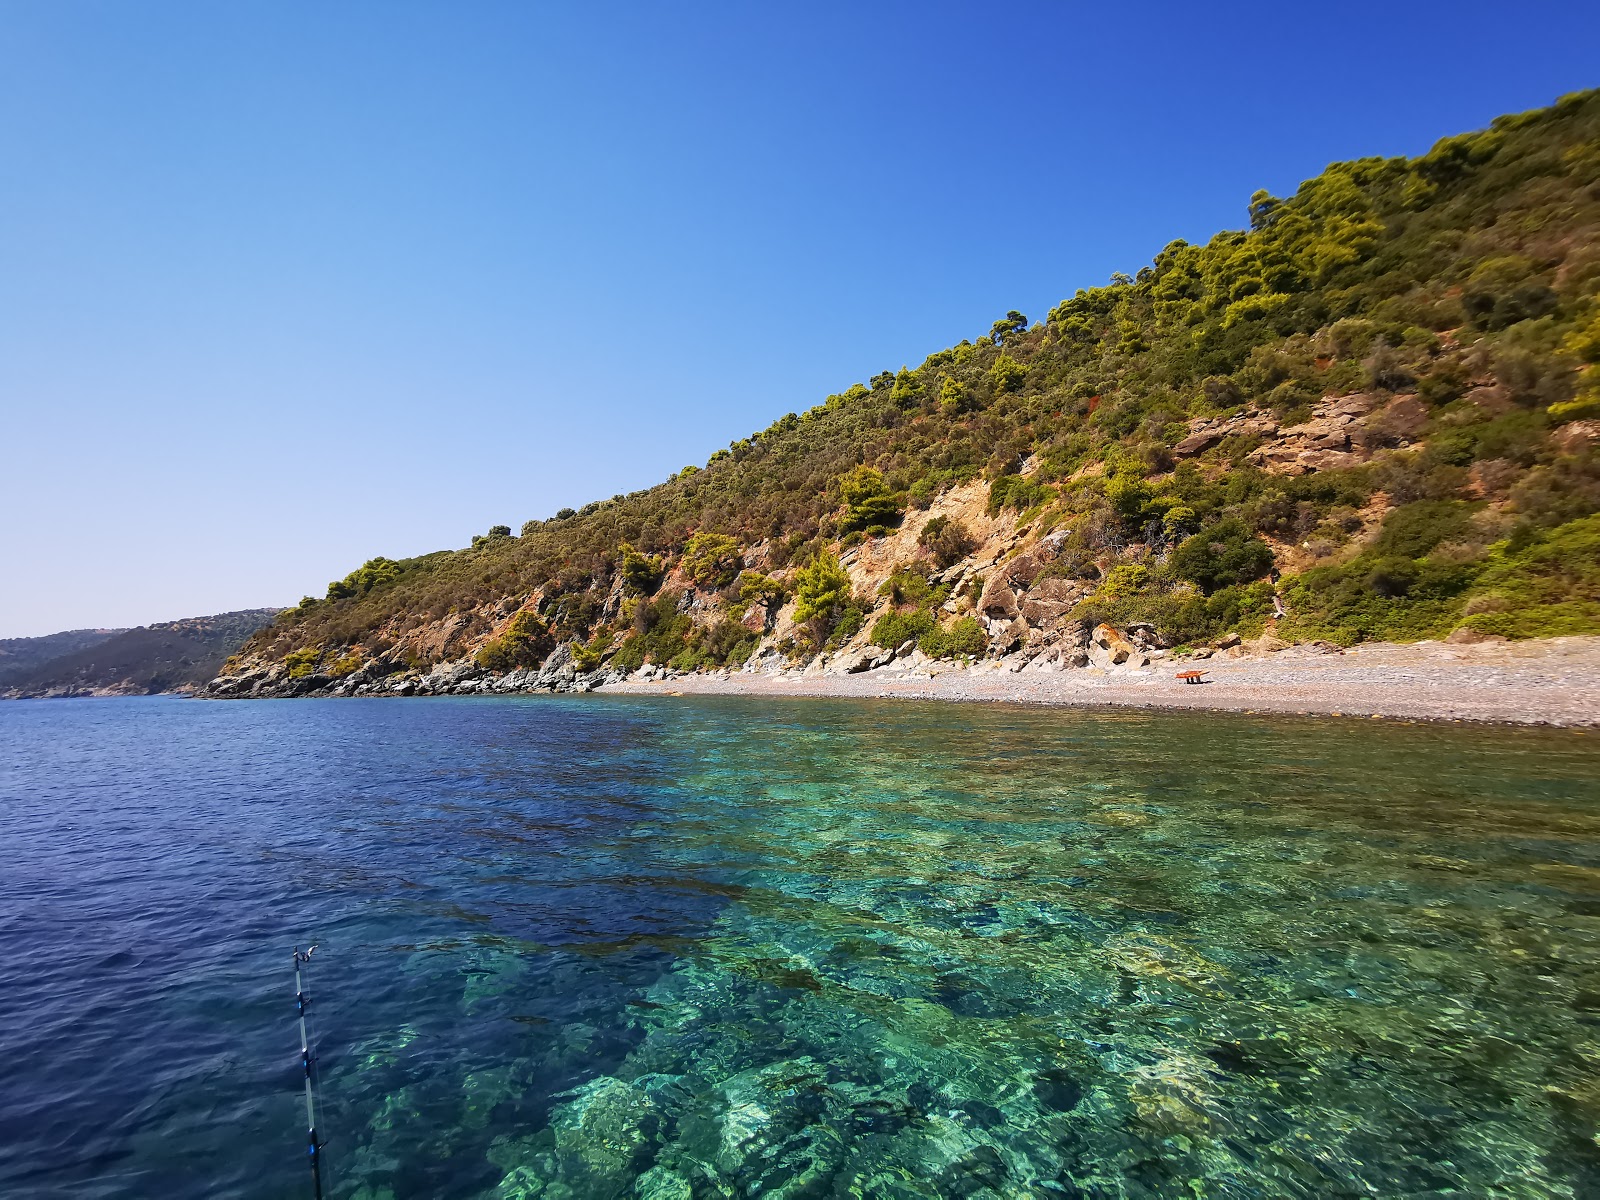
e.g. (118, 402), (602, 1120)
(681, 532), (741, 587)
(570, 631), (613, 672)
(890, 368), (922, 407)
(328, 652), (363, 678)
(988, 473), (1052, 514)
(938, 377), (967, 413)
(1456, 514), (1600, 637)
(475, 610), (555, 671)
(793, 552), (853, 642)
(919, 617), (987, 659)
(737, 571), (785, 606)
(990, 354), (1027, 393)
(285, 647), (321, 679)
(1372, 500), (1477, 558)
(918, 515), (976, 568)
(1169, 519), (1276, 592)
(326, 557), (399, 601)
(619, 543), (665, 595)
(871, 609), (935, 649)
(839, 467), (901, 535)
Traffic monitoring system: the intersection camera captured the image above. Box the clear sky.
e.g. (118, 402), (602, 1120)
(2, 2), (1595, 637)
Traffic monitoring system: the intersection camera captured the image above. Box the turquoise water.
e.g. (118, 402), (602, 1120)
(2, 696), (1599, 1197)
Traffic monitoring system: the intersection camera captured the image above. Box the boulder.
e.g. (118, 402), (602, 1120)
(1173, 427), (1224, 456)
(1021, 596), (1073, 627)
(1001, 552), (1045, 590)
(834, 648), (877, 674)
(1125, 622), (1167, 650)
(1370, 393), (1429, 442)
(1215, 632), (1241, 649)
(1091, 624), (1137, 665)
(990, 619), (1028, 656)
(1029, 575), (1079, 604)
(978, 579), (1020, 619)
(1250, 634), (1291, 654)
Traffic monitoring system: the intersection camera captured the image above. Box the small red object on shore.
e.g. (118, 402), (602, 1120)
(1175, 670), (1208, 685)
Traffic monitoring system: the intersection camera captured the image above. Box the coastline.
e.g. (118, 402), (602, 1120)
(598, 635), (1600, 727)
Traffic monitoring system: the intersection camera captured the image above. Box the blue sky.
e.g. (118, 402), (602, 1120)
(2, 2), (1595, 637)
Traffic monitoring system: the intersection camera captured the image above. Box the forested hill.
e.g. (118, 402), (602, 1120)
(0, 628), (125, 690)
(222, 91), (1600, 696)
(5, 611), (279, 698)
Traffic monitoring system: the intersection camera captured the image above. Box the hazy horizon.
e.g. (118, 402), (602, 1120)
(3, 1), (1596, 638)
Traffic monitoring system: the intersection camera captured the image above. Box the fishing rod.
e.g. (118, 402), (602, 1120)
(292, 945), (326, 1200)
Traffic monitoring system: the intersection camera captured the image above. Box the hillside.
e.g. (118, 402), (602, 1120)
(212, 92), (1600, 700)
(0, 628), (125, 689)
(6, 611), (280, 698)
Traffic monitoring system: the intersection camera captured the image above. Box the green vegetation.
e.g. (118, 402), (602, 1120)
(919, 617), (987, 659)
(792, 552), (855, 643)
(285, 647), (321, 678)
(917, 515), (975, 568)
(618, 543), (664, 595)
(838, 467), (901, 536)
(475, 611), (554, 671)
(240, 93), (1600, 674)
(680, 532), (741, 588)
(1169, 519), (1276, 592)
(326, 557), (399, 600)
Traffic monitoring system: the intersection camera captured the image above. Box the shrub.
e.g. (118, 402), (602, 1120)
(326, 557), (400, 601)
(990, 354), (1027, 393)
(938, 377), (967, 413)
(919, 617), (987, 659)
(328, 652), (363, 678)
(1169, 519), (1276, 592)
(1549, 396), (1600, 422)
(793, 552), (853, 642)
(570, 631), (613, 672)
(877, 566), (937, 607)
(619, 543), (665, 595)
(918, 515), (976, 568)
(285, 647), (321, 678)
(988, 474), (1052, 514)
(1372, 500), (1477, 559)
(890, 368), (923, 407)
(681, 532), (741, 587)
(737, 571), (785, 606)
(1455, 514), (1600, 638)
(839, 466), (901, 535)
(870, 608), (935, 649)
(475, 611), (555, 671)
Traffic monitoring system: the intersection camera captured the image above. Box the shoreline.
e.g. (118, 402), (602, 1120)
(597, 635), (1600, 727)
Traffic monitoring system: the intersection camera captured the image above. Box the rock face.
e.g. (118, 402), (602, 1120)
(1243, 392), (1433, 476)
(1172, 411), (1279, 457)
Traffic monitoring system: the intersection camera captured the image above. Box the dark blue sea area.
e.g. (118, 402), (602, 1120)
(3, 695), (1599, 1198)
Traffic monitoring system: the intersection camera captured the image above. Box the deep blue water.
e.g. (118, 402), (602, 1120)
(2, 696), (1599, 1199)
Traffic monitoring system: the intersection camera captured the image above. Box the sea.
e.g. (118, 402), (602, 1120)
(2, 694), (1598, 1198)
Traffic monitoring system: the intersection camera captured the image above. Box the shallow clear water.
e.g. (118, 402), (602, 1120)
(2, 697), (1599, 1198)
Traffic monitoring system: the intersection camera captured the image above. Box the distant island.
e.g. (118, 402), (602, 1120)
(204, 91), (1599, 718)
(3, 610), (278, 698)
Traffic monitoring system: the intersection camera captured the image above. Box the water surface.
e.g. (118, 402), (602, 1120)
(2, 696), (1598, 1198)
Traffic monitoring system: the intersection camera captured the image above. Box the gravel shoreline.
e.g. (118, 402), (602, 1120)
(599, 635), (1600, 726)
